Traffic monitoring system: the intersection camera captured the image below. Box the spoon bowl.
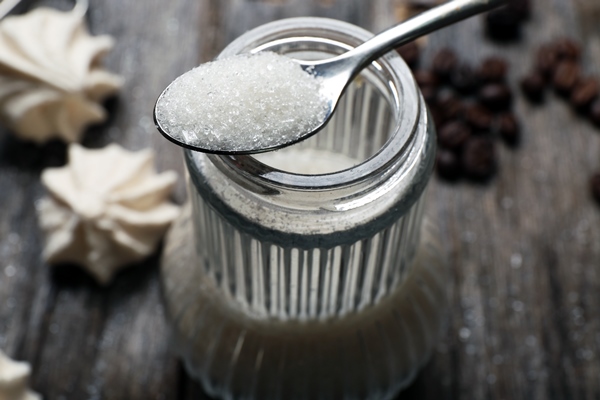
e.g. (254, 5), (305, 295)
(154, 0), (506, 155)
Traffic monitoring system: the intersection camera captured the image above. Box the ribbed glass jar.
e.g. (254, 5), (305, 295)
(161, 17), (447, 400)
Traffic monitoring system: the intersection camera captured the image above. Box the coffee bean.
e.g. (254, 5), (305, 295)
(413, 70), (439, 88)
(414, 70), (439, 105)
(479, 83), (513, 111)
(438, 121), (471, 151)
(421, 86), (438, 106)
(507, 0), (531, 21)
(552, 61), (580, 95)
(570, 77), (599, 111)
(436, 91), (465, 122)
(591, 173), (600, 204)
(465, 104), (494, 133)
(485, 0), (530, 41)
(478, 57), (509, 83)
(553, 38), (581, 61)
(429, 107), (444, 128)
(520, 72), (546, 103)
(396, 41), (420, 69)
(589, 99), (600, 126)
(461, 137), (496, 181)
(432, 48), (458, 80)
(436, 150), (461, 181)
(485, 7), (522, 41)
(497, 113), (520, 146)
(536, 45), (560, 78)
(450, 64), (480, 94)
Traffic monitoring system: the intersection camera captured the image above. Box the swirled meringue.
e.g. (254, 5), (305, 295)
(0, 350), (40, 400)
(37, 144), (181, 284)
(0, 7), (123, 143)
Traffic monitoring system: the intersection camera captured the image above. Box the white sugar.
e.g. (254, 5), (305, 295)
(255, 148), (358, 175)
(156, 52), (328, 152)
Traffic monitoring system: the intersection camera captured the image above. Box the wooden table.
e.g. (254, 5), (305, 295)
(1, 0), (599, 398)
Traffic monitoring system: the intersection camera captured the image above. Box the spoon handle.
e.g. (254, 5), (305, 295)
(344, 0), (506, 73)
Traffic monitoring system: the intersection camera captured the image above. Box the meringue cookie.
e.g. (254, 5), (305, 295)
(37, 144), (181, 284)
(0, 6), (123, 143)
(0, 350), (41, 400)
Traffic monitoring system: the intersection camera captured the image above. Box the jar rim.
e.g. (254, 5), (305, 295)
(192, 17), (422, 191)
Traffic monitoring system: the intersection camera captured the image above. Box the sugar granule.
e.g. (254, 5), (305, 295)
(156, 52), (328, 152)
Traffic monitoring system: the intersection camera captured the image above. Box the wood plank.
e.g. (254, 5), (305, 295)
(408, 0), (600, 398)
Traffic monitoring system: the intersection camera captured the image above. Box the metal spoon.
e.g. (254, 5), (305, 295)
(154, 0), (506, 155)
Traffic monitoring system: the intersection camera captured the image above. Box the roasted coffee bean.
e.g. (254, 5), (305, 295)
(589, 99), (600, 126)
(461, 137), (496, 181)
(450, 64), (480, 94)
(479, 83), (513, 111)
(429, 107), (444, 128)
(432, 48), (458, 80)
(497, 113), (520, 146)
(536, 45), (560, 78)
(552, 61), (580, 95)
(507, 0), (531, 21)
(436, 150), (461, 181)
(485, 0), (530, 40)
(570, 77), (599, 110)
(591, 173), (600, 204)
(485, 7), (521, 41)
(413, 70), (439, 88)
(396, 41), (420, 69)
(417, 76), (439, 105)
(478, 57), (509, 83)
(465, 104), (494, 133)
(438, 121), (471, 151)
(436, 91), (465, 122)
(520, 72), (546, 102)
(421, 86), (438, 106)
(553, 37), (581, 61)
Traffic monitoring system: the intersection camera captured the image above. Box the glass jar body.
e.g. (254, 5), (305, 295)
(161, 17), (448, 400)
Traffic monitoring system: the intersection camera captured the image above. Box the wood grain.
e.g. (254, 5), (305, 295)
(0, 0), (599, 399)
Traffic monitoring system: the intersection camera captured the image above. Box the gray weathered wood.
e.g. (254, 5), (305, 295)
(0, 0), (599, 399)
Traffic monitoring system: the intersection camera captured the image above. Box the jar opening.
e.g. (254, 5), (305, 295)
(194, 17), (421, 191)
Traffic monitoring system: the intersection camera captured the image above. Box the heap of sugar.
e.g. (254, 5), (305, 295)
(155, 52), (329, 153)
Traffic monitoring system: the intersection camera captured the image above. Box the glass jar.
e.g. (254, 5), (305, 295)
(161, 17), (447, 400)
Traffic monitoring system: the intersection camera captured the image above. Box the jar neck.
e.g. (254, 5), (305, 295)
(205, 114), (421, 209)
(187, 105), (432, 219)
(196, 16), (425, 208)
